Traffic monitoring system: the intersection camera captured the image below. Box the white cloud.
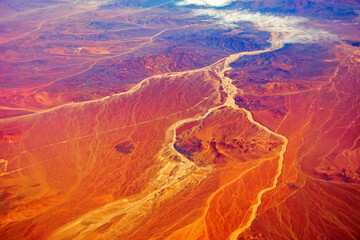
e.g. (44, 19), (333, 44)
(177, 0), (236, 7)
(192, 9), (334, 44)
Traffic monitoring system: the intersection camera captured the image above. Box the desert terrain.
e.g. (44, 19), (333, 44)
(0, 0), (359, 239)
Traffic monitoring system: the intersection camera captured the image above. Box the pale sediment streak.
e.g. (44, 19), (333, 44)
(216, 39), (289, 240)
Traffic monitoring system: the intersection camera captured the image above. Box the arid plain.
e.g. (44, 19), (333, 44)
(0, 0), (359, 239)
